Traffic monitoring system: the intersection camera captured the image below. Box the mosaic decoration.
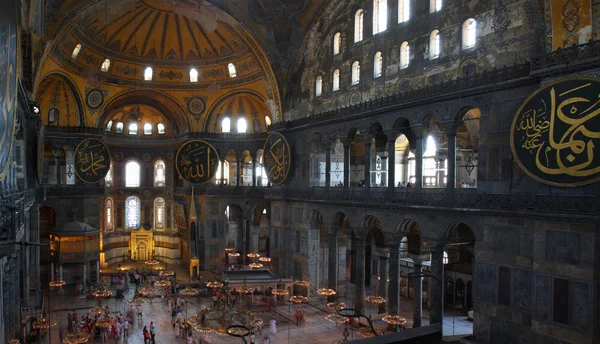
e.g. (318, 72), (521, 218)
(0, 21), (17, 181)
(263, 132), (291, 185)
(174, 204), (187, 231)
(175, 140), (220, 184)
(86, 88), (104, 110)
(492, 1), (510, 36)
(545, 0), (595, 51)
(510, 77), (600, 187)
(74, 138), (111, 183)
(185, 96), (207, 116)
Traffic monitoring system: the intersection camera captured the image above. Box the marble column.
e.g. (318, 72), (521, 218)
(252, 160), (257, 187)
(414, 136), (423, 190)
(250, 226), (259, 253)
(236, 159), (241, 186)
(325, 147), (331, 189)
(429, 242), (445, 325)
(378, 249), (389, 313)
(221, 160), (226, 186)
(53, 147), (62, 186)
(308, 223), (320, 293)
(355, 236), (367, 313)
(82, 263), (88, 289)
(388, 242), (401, 318)
(327, 231), (338, 302)
(411, 257), (423, 327)
(343, 142), (350, 190)
(387, 139), (396, 191)
(96, 260), (100, 283)
(364, 141), (372, 190)
(446, 133), (456, 190)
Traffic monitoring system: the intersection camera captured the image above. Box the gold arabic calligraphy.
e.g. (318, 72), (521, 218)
(264, 133), (290, 184)
(176, 141), (218, 183)
(513, 78), (600, 185)
(74, 139), (110, 183)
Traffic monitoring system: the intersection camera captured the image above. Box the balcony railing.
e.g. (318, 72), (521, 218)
(531, 39), (600, 72)
(264, 187), (599, 216)
(174, 185), (266, 197)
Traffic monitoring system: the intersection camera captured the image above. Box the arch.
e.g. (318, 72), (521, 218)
(128, 123), (138, 135)
(329, 211), (349, 236)
(315, 75), (323, 97)
(360, 215), (385, 247)
(439, 219), (482, 243)
(97, 89), (191, 135)
(237, 117), (248, 133)
(351, 61), (360, 85)
(462, 18), (477, 49)
(373, 0), (388, 34)
(398, 0), (410, 23)
(34, 72), (86, 126)
(125, 160), (141, 187)
(144, 66), (153, 80)
(154, 197), (166, 229)
(354, 9), (364, 42)
(333, 32), (341, 55)
(429, 29), (441, 59)
(189, 68), (199, 82)
(228, 63), (237, 78)
(143, 122), (152, 135)
(332, 69), (340, 91)
(105, 197), (114, 231)
(101, 58), (111, 72)
(125, 196), (141, 229)
(225, 203), (244, 221)
(374, 52), (383, 78)
(204, 90), (272, 133)
(154, 159), (166, 187)
(400, 41), (410, 69)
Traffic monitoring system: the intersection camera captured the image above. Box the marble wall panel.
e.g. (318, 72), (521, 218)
(493, 227), (520, 254)
(514, 268), (533, 312)
(520, 228), (534, 258)
(476, 262), (497, 303)
(571, 281), (591, 330)
(545, 231), (580, 265)
(490, 316), (532, 344)
(535, 274), (550, 319)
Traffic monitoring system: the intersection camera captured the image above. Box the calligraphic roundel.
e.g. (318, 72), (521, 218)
(74, 138), (112, 183)
(263, 132), (291, 185)
(175, 140), (220, 184)
(510, 77), (600, 187)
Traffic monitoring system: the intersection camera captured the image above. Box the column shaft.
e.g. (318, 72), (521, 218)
(414, 137), (423, 190)
(343, 144), (350, 190)
(446, 134), (456, 190)
(378, 255), (389, 313)
(327, 232), (338, 301)
(252, 161), (257, 186)
(236, 160), (241, 186)
(325, 148), (331, 189)
(429, 247), (445, 325)
(355, 237), (366, 312)
(388, 244), (400, 317)
(364, 142), (372, 190)
(413, 261), (423, 327)
(387, 142), (396, 191)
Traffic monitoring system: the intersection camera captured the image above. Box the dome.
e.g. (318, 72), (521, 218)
(205, 92), (273, 133)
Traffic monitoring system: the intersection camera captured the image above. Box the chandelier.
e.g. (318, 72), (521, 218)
(326, 301), (346, 310)
(180, 286), (200, 296)
(273, 288), (289, 296)
(8, 339), (20, 344)
(248, 262), (263, 269)
(190, 308), (262, 334)
(33, 318), (57, 329)
(289, 295), (309, 304)
(127, 297), (146, 305)
(317, 288), (336, 297)
(63, 331), (89, 344)
(89, 305), (110, 315)
(206, 281), (223, 289)
(224, 247), (235, 253)
(293, 280), (310, 288)
(159, 270), (175, 278)
(138, 286), (156, 297)
(382, 314), (406, 325)
(92, 287), (112, 298)
(228, 252), (240, 257)
(325, 313), (346, 324)
(144, 259), (160, 265)
(155, 280), (170, 288)
(247, 253), (260, 259)
(365, 295), (386, 305)
(49, 280), (66, 288)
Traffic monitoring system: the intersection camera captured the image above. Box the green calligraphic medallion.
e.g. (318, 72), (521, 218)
(510, 77), (600, 187)
(74, 138), (111, 183)
(0, 22), (18, 181)
(175, 140), (220, 184)
(263, 132), (291, 185)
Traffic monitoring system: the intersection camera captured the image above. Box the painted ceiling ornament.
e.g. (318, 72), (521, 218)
(175, 140), (220, 184)
(263, 132), (291, 185)
(492, 1), (510, 36)
(74, 138), (112, 183)
(510, 77), (600, 187)
(185, 96), (207, 116)
(86, 88), (105, 110)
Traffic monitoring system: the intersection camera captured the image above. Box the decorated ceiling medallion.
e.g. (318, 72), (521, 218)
(186, 97), (206, 116)
(86, 88), (105, 110)
(263, 132), (291, 185)
(510, 77), (600, 187)
(74, 138), (111, 183)
(175, 140), (220, 184)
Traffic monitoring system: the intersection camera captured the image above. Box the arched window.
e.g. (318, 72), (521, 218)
(71, 44), (82, 59)
(48, 108), (59, 124)
(128, 123), (138, 135)
(333, 69), (340, 91)
(154, 159), (166, 187)
(354, 10), (364, 43)
(333, 32), (341, 55)
(105, 163), (113, 187)
(423, 135), (439, 186)
(265, 116), (272, 127)
(373, 0), (387, 34)
(105, 198), (114, 231)
(189, 68), (199, 82)
(222, 117), (231, 133)
(237, 117), (247, 133)
(154, 197), (165, 229)
(144, 66), (153, 80)
(351, 61), (360, 85)
(215, 160), (230, 185)
(315, 75), (323, 97)
(373, 52), (383, 78)
(398, 0), (410, 23)
(125, 196), (141, 229)
(463, 18), (477, 49)
(430, 0), (442, 13)
(115, 122), (124, 133)
(400, 41), (410, 69)
(106, 120), (113, 131)
(228, 63), (237, 78)
(101, 59), (111, 72)
(125, 161), (141, 187)
(157, 123), (165, 134)
(143, 123), (152, 135)
(443, 250), (449, 264)
(430, 29), (440, 59)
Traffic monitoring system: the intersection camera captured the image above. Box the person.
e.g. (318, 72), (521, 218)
(67, 313), (73, 332)
(270, 318), (277, 334)
(171, 307), (177, 324)
(406, 181), (412, 188)
(150, 321), (156, 343)
(250, 332), (256, 344)
(186, 332), (193, 344)
(143, 326), (150, 344)
(123, 319), (129, 337)
(263, 335), (270, 344)
(137, 304), (143, 320)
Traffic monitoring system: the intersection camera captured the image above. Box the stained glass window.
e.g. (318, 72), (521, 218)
(154, 159), (165, 187)
(105, 198), (114, 231)
(126, 196), (140, 229)
(154, 197), (165, 229)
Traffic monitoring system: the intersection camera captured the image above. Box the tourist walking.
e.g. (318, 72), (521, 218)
(270, 318), (277, 334)
(143, 326), (150, 344)
(123, 319), (129, 337)
(150, 321), (156, 343)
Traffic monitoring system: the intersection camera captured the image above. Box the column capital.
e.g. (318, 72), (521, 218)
(377, 247), (390, 259)
(425, 239), (448, 252)
(384, 130), (400, 142)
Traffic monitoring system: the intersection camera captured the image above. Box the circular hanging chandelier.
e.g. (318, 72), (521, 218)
(180, 286), (200, 296)
(258, 257), (271, 262)
(293, 280), (310, 287)
(289, 295), (309, 304)
(325, 313), (346, 324)
(92, 287), (112, 298)
(248, 263), (263, 269)
(127, 297), (146, 305)
(228, 252), (240, 257)
(382, 314), (406, 325)
(224, 247), (235, 253)
(365, 295), (386, 305)
(63, 331), (89, 344)
(190, 308), (262, 335)
(317, 288), (336, 297)
(240, 286), (255, 295)
(247, 253), (261, 259)
(138, 286), (156, 297)
(326, 301), (347, 310)
(49, 280), (66, 288)
(144, 259), (160, 265)
(206, 281), (223, 289)
(159, 270), (175, 278)
(89, 305), (110, 315)
(155, 280), (170, 288)
(33, 318), (57, 329)
(273, 288), (289, 296)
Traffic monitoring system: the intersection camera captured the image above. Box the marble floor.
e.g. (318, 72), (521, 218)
(39, 275), (471, 343)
